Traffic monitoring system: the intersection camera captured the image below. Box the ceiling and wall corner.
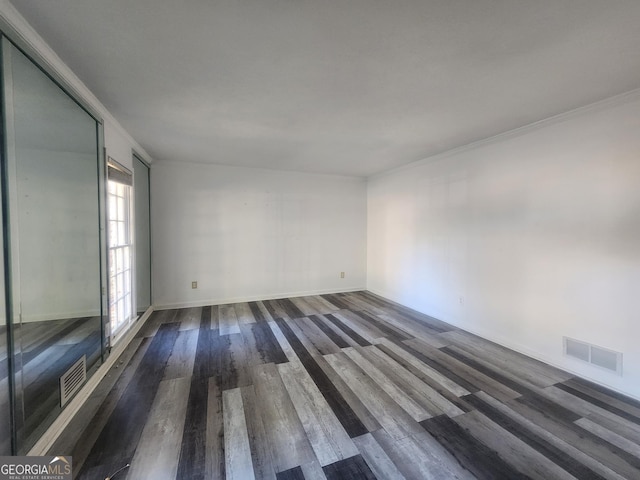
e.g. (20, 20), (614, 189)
(0, 0), (153, 167)
(7, 0), (640, 177)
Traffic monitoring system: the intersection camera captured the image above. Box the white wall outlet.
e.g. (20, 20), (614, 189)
(459, 296), (464, 305)
(340, 272), (345, 278)
(192, 281), (198, 289)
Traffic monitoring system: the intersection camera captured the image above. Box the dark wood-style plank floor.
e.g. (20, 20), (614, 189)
(50, 292), (640, 480)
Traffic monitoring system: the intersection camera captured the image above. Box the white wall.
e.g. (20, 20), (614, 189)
(105, 120), (136, 171)
(152, 162), (367, 308)
(368, 92), (640, 399)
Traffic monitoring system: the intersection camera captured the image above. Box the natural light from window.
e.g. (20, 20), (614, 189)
(108, 180), (133, 337)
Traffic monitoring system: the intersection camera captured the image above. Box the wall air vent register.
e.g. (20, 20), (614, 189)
(563, 337), (622, 375)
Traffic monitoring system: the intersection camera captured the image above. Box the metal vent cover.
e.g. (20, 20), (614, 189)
(60, 355), (87, 407)
(563, 337), (622, 375)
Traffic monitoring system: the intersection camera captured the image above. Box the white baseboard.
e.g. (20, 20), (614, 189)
(153, 286), (367, 311)
(28, 305), (155, 456)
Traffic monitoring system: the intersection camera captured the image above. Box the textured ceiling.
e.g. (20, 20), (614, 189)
(10, 0), (640, 176)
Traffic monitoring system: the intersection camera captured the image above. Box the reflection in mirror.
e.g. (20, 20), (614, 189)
(6, 43), (103, 452)
(133, 155), (151, 315)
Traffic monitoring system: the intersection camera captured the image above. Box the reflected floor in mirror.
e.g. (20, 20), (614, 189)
(5, 317), (101, 451)
(0, 324), (8, 455)
(50, 292), (640, 479)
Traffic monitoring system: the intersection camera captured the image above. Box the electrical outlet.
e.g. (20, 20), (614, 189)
(340, 272), (345, 278)
(459, 296), (464, 305)
(192, 281), (198, 289)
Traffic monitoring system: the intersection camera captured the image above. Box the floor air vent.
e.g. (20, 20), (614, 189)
(563, 337), (622, 375)
(60, 355), (87, 407)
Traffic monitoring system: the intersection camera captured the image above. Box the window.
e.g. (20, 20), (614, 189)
(107, 161), (133, 337)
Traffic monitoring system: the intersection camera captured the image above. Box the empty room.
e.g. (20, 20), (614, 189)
(0, 0), (639, 479)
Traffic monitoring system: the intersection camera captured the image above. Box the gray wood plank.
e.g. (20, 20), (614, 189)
(353, 433), (406, 480)
(509, 395), (640, 480)
(239, 323), (265, 366)
(560, 379), (640, 420)
(357, 345), (464, 418)
(205, 379), (225, 480)
(163, 329), (199, 380)
(285, 318), (323, 357)
(220, 304), (241, 335)
(127, 376), (191, 480)
(347, 309), (414, 342)
(333, 310), (388, 341)
(343, 347), (432, 422)
(543, 385), (640, 427)
(575, 418), (640, 459)
(137, 309), (178, 338)
(224, 388), (256, 480)
(306, 296), (341, 314)
(371, 428), (474, 480)
(324, 294), (363, 312)
(438, 330), (573, 387)
(341, 293), (388, 316)
(300, 460), (329, 480)
(235, 302), (257, 324)
(292, 317), (341, 356)
(475, 391), (626, 480)
(314, 354), (382, 433)
(210, 304), (220, 330)
(177, 307), (203, 331)
(585, 410), (640, 446)
(290, 297), (322, 316)
(252, 362), (318, 472)
(265, 299), (290, 319)
(404, 338), (522, 402)
(220, 332), (253, 390)
(241, 385), (277, 480)
(266, 320), (298, 362)
(377, 313), (449, 347)
(374, 337), (470, 397)
(454, 410), (578, 480)
(279, 360), (359, 466)
(256, 301), (276, 321)
(313, 314), (360, 348)
(324, 351), (423, 441)
(419, 414), (531, 480)
(443, 343), (549, 394)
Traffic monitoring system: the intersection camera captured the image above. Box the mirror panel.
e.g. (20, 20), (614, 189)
(133, 155), (151, 315)
(5, 42), (103, 452)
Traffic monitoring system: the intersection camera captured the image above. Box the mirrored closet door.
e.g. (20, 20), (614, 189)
(1, 37), (106, 453)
